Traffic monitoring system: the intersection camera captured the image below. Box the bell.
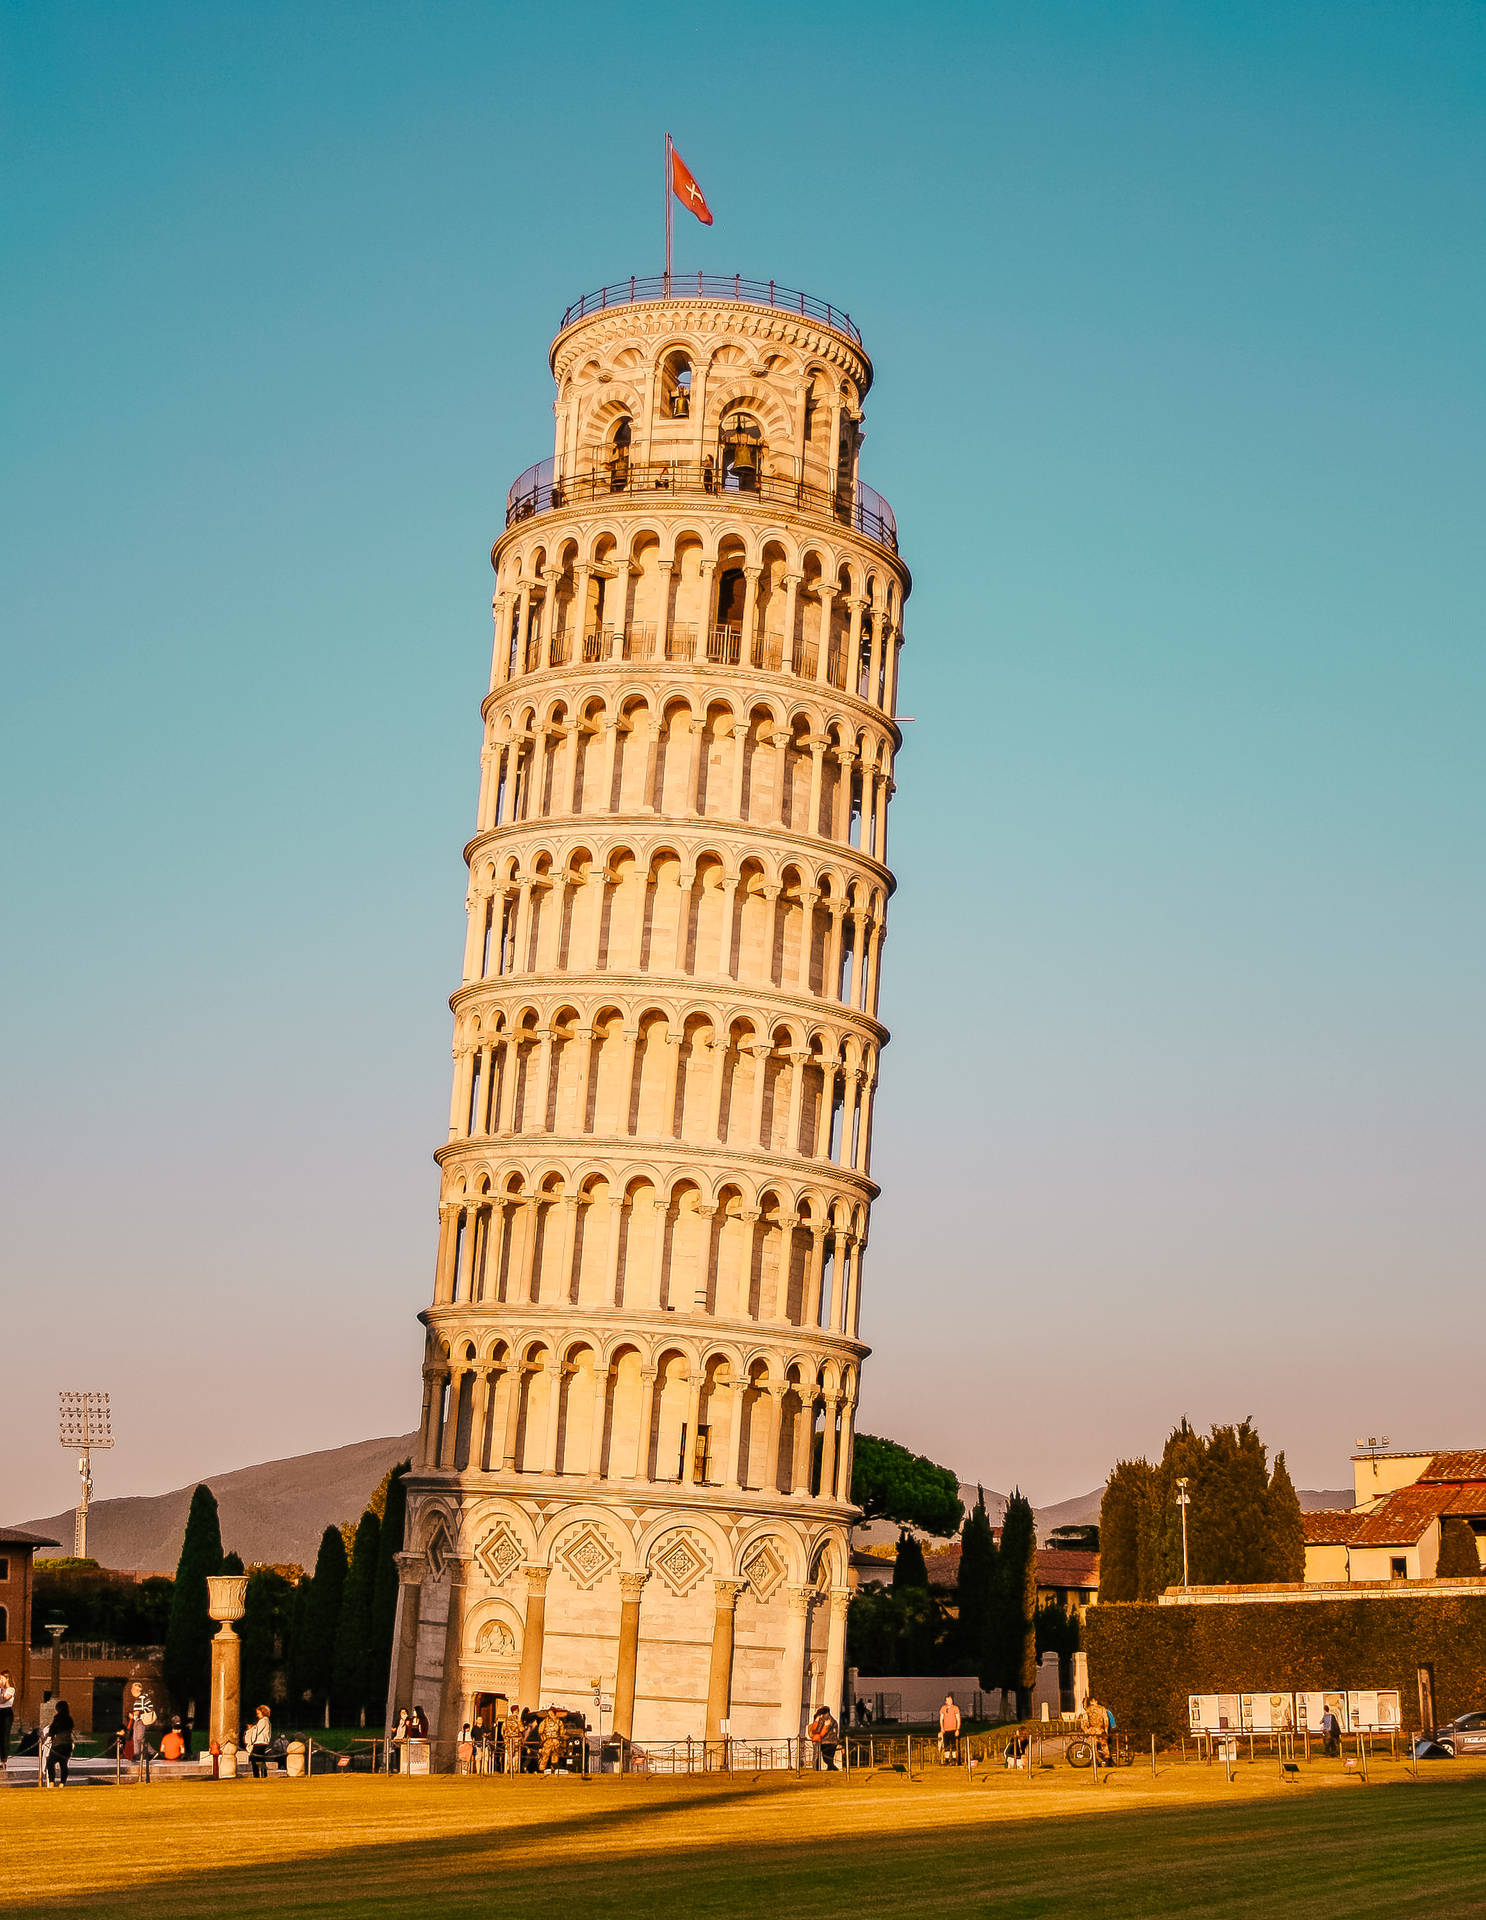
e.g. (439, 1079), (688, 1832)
(732, 439), (757, 475)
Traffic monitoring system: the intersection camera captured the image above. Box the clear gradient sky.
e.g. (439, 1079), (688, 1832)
(5, 1), (1483, 1525)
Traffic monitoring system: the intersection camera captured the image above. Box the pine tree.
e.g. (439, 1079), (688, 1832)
(1436, 1517), (1480, 1578)
(369, 1462), (410, 1722)
(299, 1525), (347, 1720)
(332, 1509), (381, 1724)
(956, 1488), (997, 1676)
(892, 1530), (928, 1589)
(163, 1484), (224, 1718)
(995, 1490), (1038, 1715)
(1264, 1450), (1306, 1581)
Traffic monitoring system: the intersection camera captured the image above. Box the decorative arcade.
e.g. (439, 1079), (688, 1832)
(389, 275), (911, 1763)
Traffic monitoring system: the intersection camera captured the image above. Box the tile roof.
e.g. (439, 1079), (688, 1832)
(1419, 1450), (1486, 1486)
(1036, 1549), (1100, 1587)
(0, 1526), (62, 1548)
(1302, 1509), (1371, 1546)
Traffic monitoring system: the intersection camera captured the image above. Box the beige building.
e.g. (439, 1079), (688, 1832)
(1303, 1449), (1486, 1583)
(389, 275), (909, 1758)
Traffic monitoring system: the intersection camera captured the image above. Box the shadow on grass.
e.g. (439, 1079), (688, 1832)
(12, 1771), (1486, 1920)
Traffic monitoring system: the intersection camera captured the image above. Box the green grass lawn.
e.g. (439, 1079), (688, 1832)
(6, 1756), (1484, 1918)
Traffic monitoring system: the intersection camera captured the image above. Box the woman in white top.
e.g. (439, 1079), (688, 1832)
(242, 1704), (273, 1778)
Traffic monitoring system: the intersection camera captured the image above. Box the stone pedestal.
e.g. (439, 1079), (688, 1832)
(206, 1574), (249, 1752)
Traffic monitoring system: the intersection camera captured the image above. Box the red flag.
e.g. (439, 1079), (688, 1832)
(670, 145), (713, 226)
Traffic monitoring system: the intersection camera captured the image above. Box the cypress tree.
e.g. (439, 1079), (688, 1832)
(369, 1463), (410, 1721)
(332, 1510), (380, 1725)
(1099, 1461), (1150, 1602)
(239, 1568), (292, 1717)
(996, 1490), (1038, 1716)
(221, 1550), (245, 1574)
(956, 1489), (997, 1676)
(164, 1484), (224, 1718)
(1194, 1420), (1271, 1583)
(299, 1525), (347, 1720)
(1151, 1418), (1204, 1591)
(892, 1530), (928, 1589)
(1264, 1450), (1306, 1581)
(1436, 1517), (1480, 1578)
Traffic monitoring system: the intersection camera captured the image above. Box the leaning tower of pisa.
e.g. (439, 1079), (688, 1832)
(388, 273), (909, 1761)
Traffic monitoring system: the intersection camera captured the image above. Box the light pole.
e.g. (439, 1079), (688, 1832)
(1176, 1478), (1192, 1589)
(44, 1621), (67, 1702)
(58, 1392), (114, 1560)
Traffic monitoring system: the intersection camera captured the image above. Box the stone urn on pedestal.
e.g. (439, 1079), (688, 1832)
(206, 1574), (249, 1756)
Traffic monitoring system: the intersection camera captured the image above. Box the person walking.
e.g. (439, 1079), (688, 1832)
(0, 1670), (14, 1769)
(808, 1706), (840, 1772)
(1320, 1705), (1341, 1759)
(1084, 1696), (1110, 1764)
(38, 1691), (57, 1787)
(938, 1693), (962, 1764)
(242, 1704), (273, 1778)
(45, 1701), (74, 1788)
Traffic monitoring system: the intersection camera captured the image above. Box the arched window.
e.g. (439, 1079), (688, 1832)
(660, 351), (692, 418)
(716, 568), (746, 628)
(608, 417), (632, 492)
(719, 411), (763, 492)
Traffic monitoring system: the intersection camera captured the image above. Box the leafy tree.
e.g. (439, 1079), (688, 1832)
(1034, 1599), (1082, 1661)
(32, 1563), (173, 1646)
(332, 1509), (381, 1724)
(163, 1485), (223, 1717)
(240, 1568), (294, 1717)
(845, 1585), (948, 1676)
(369, 1462), (410, 1721)
(298, 1525), (347, 1719)
(994, 1490), (1039, 1714)
(850, 1435), (963, 1537)
(892, 1531), (928, 1589)
(1437, 1517), (1481, 1578)
(1046, 1525), (1099, 1552)
(1264, 1450), (1306, 1581)
(956, 1489), (997, 1670)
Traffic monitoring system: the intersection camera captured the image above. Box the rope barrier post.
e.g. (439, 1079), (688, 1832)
(1151, 1733), (1157, 1779)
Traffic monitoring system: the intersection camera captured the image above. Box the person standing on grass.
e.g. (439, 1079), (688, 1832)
(45, 1701), (74, 1787)
(939, 1694), (962, 1763)
(0, 1670), (14, 1768)
(390, 1708), (410, 1773)
(1320, 1706), (1341, 1759)
(242, 1704), (273, 1778)
(38, 1691), (57, 1786)
(1084, 1697), (1110, 1763)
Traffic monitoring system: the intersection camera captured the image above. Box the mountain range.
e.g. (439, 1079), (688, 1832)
(11, 1439), (1354, 1572)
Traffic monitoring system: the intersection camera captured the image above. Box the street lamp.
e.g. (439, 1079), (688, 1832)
(58, 1391), (114, 1560)
(44, 1620), (67, 1702)
(1175, 1478), (1192, 1589)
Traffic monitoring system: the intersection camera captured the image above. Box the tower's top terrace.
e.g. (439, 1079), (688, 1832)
(557, 274), (862, 347)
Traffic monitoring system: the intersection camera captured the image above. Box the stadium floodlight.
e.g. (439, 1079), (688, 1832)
(58, 1391), (114, 1559)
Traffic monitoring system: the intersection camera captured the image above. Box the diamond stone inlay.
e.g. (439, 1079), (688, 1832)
(741, 1539), (786, 1603)
(474, 1522), (525, 1586)
(651, 1531), (712, 1597)
(556, 1523), (620, 1590)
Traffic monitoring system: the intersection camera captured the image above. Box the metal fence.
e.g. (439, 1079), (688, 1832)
(504, 456), (898, 555)
(559, 275), (863, 346)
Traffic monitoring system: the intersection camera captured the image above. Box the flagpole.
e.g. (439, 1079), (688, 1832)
(664, 132), (673, 292)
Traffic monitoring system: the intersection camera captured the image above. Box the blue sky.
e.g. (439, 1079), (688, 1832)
(4, 0), (1483, 1523)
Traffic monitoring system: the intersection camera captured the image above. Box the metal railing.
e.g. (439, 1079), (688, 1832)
(504, 456), (898, 555)
(559, 275), (862, 347)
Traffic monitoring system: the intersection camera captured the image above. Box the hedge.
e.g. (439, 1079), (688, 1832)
(1085, 1593), (1486, 1739)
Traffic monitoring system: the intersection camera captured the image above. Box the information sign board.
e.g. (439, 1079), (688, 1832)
(1188, 1693), (1242, 1733)
(1241, 1692), (1295, 1733)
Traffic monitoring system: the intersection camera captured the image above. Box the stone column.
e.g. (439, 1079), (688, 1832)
(822, 1587), (851, 1727)
(739, 564), (761, 665)
(518, 1565), (551, 1711)
(631, 1366), (658, 1480)
(747, 1041), (771, 1147)
(779, 1586), (815, 1744)
(780, 571), (801, 674)
(806, 739), (826, 835)
(818, 1391), (841, 1499)
(587, 1365), (611, 1476)
(604, 1195), (630, 1306)
(680, 1364), (705, 1486)
(785, 1048), (809, 1154)
(814, 588), (837, 684)
(704, 1580), (747, 1744)
(760, 1382), (786, 1491)
(432, 1555), (472, 1769)
(385, 1551), (428, 1739)
(613, 1571), (648, 1744)
(206, 1574), (248, 1751)
(707, 1027), (730, 1141)
(795, 892), (818, 994)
